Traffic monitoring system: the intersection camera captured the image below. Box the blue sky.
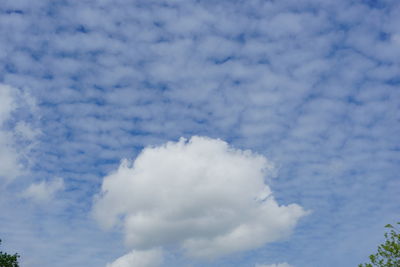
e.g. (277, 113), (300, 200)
(0, 0), (399, 266)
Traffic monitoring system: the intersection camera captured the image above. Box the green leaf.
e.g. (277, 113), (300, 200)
(359, 222), (400, 267)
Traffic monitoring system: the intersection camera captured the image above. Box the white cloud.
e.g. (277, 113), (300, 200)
(22, 177), (64, 203)
(0, 84), (16, 123)
(93, 136), (307, 259)
(2, 1), (399, 266)
(0, 84), (39, 182)
(15, 121), (41, 141)
(256, 263), (293, 267)
(0, 84), (21, 181)
(106, 249), (163, 267)
(0, 131), (21, 181)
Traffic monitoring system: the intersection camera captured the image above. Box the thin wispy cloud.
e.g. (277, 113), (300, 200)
(0, 84), (21, 181)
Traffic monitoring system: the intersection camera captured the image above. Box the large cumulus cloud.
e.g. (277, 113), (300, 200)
(93, 136), (307, 261)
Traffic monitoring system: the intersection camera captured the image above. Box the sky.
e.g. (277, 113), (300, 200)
(0, 0), (399, 266)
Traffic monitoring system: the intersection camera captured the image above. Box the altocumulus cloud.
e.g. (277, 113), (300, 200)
(0, 84), (20, 181)
(93, 136), (308, 264)
(0, 84), (37, 182)
(21, 177), (64, 203)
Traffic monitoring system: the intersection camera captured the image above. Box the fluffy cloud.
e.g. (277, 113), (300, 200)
(106, 249), (163, 267)
(93, 136), (307, 260)
(22, 177), (64, 203)
(256, 263), (293, 267)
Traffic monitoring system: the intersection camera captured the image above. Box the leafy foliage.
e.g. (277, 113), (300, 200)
(359, 222), (400, 267)
(0, 239), (19, 267)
